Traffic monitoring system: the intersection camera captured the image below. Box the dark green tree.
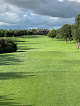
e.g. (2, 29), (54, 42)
(74, 14), (80, 49)
(71, 24), (78, 48)
(60, 24), (72, 44)
(0, 38), (17, 53)
(0, 29), (5, 37)
(47, 29), (56, 40)
(55, 28), (63, 39)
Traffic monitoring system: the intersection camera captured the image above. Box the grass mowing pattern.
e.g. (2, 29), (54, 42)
(0, 35), (80, 106)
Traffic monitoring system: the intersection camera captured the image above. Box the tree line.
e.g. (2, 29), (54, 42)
(0, 29), (49, 37)
(47, 14), (80, 49)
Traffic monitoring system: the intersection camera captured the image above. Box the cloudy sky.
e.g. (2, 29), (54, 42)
(0, 0), (80, 30)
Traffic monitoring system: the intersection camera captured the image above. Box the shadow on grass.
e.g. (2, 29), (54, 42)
(0, 72), (35, 80)
(21, 35), (42, 38)
(18, 46), (37, 51)
(15, 40), (26, 43)
(0, 47), (37, 65)
(0, 54), (22, 65)
(0, 95), (32, 106)
(17, 51), (25, 52)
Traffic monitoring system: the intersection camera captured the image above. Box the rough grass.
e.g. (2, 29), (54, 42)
(0, 35), (80, 106)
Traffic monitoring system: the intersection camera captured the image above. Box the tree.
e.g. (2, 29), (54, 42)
(74, 14), (80, 49)
(55, 28), (63, 39)
(60, 24), (72, 44)
(6, 29), (14, 37)
(0, 29), (5, 37)
(0, 38), (17, 53)
(47, 29), (56, 40)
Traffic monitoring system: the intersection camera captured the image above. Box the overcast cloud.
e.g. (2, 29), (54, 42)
(0, 0), (80, 29)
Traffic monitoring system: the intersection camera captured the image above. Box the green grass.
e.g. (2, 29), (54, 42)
(0, 35), (80, 106)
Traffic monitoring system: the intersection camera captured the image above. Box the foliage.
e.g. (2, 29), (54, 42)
(0, 38), (17, 53)
(0, 29), (49, 37)
(60, 24), (72, 42)
(75, 14), (80, 42)
(56, 28), (61, 35)
(55, 34), (63, 39)
(71, 24), (76, 40)
(72, 14), (80, 49)
(47, 29), (56, 39)
(0, 29), (5, 37)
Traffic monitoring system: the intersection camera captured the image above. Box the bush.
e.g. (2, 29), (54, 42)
(0, 38), (17, 54)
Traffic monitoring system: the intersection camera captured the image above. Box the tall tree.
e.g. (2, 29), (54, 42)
(60, 24), (72, 44)
(74, 14), (80, 49)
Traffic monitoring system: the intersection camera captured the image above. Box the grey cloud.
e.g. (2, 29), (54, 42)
(3, 0), (80, 18)
(0, 1), (27, 24)
(0, 0), (76, 30)
(0, 11), (75, 30)
(14, 13), (75, 29)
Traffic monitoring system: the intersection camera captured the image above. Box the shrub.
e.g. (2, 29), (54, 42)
(0, 38), (17, 54)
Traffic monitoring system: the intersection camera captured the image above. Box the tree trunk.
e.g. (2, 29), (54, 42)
(76, 42), (78, 49)
(65, 40), (67, 44)
(78, 40), (79, 49)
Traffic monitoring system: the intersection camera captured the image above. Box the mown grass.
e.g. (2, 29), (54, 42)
(0, 35), (80, 106)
